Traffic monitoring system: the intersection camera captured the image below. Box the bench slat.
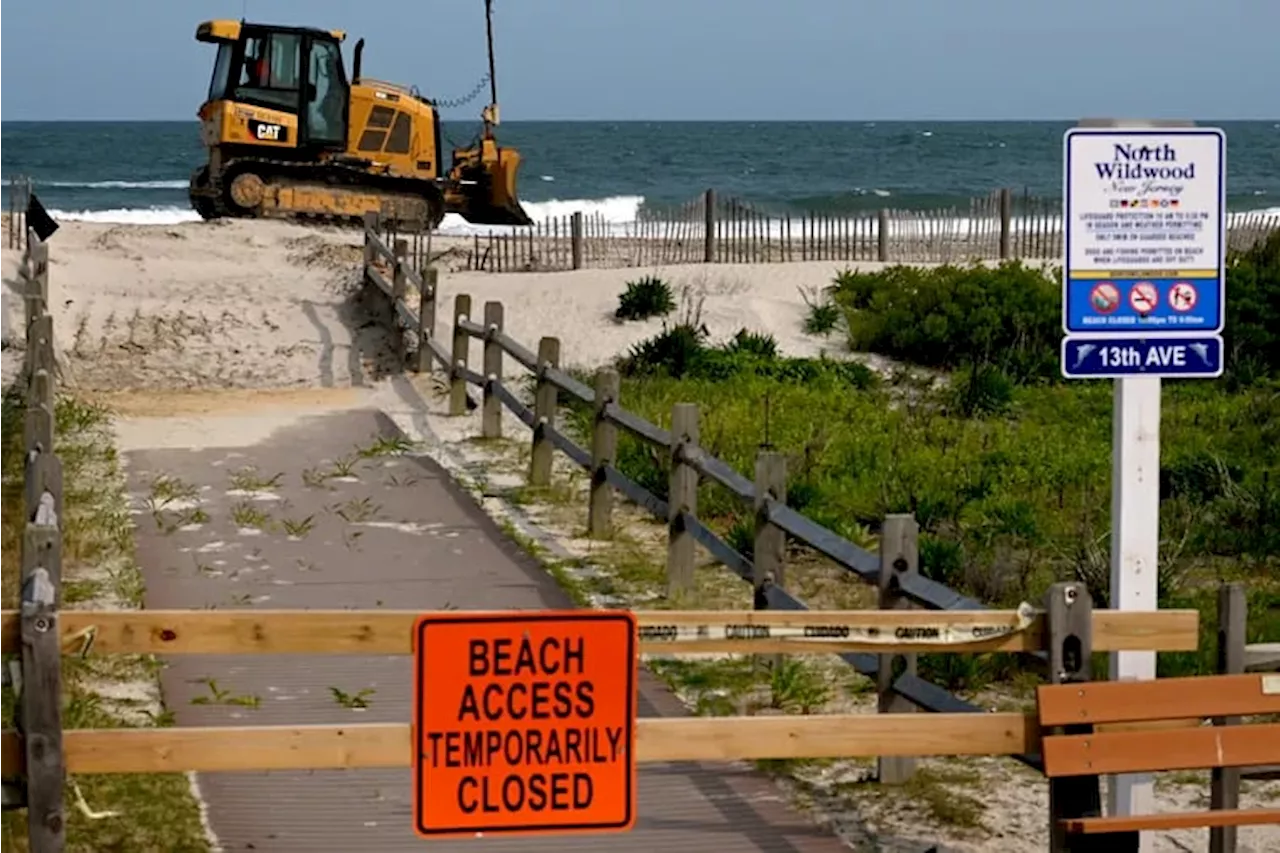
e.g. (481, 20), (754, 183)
(1042, 722), (1280, 777)
(1037, 673), (1280, 726)
(1063, 807), (1280, 834)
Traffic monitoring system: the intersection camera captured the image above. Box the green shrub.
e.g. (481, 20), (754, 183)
(1223, 229), (1280, 384)
(827, 228), (1280, 388)
(724, 328), (779, 359)
(951, 362), (1016, 417)
(800, 286), (841, 336)
(617, 324), (878, 391)
(615, 275), (676, 322)
(832, 260), (1060, 384)
(618, 322), (708, 378)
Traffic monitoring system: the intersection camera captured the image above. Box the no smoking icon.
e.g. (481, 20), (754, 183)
(1129, 282), (1159, 315)
(1169, 281), (1198, 312)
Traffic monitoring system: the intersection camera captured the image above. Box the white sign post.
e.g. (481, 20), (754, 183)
(1062, 117), (1227, 850)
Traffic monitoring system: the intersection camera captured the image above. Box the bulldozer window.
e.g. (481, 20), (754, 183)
(304, 38), (348, 147)
(235, 32), (302, 112)
(207, 43), (234, 103)
(267, 34), (301, 89)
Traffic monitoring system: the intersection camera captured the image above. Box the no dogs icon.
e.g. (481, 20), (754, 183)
(1169, 281), (1198, 312)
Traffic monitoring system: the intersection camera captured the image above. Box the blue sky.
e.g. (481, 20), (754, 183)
(2, 0), (1276, 121)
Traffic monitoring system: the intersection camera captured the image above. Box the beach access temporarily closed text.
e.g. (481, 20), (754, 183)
(413, 611), (638, 838)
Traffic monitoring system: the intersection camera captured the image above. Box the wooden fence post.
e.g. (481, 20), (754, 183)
(588, 368), (619, 538)
(703, 189), (716, 263)
(23, 179), (32, 251)
(877, 209), (890, 262)
(392, 239), (409, 369)
(25, 239), (49, 318)
(21, 347), (66, 850)
(570, 211), (584, 270)
(23, 320), (47, 373)
(998, 188), (1013, 260)
(529, 337), (561, 486)
(876, 513), (919, 785)
(416, 267), (438, 374)
(753, 451), (787, 599)
(10, 177), (28, 250)
(1210, 582), (1247, 853)
(449, 294), (472, 416)
(24, 366), (62, 522)
(1045, 581), (1101, 853)
(362, 212), (378, 272)
(481, 301), (504, 439)
(24, 241), (49, 383)
(666, 403), (699, 595)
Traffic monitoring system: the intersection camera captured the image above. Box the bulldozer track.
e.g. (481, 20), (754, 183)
(189, 155), (444, 231)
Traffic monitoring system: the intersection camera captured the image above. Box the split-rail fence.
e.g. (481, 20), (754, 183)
(356, 217), (1279, 846)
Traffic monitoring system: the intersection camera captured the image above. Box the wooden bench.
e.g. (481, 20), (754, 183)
(1038, 672), (1280, 851)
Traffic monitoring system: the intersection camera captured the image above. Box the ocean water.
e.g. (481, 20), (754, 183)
(2, 120), (1277, 235)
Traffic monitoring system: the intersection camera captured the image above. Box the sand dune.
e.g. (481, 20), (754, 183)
(1, 218), (898, 393)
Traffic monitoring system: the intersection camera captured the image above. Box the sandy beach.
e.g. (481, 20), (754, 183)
(3, 216), (1276, 853)
(1, 217), (908, 393)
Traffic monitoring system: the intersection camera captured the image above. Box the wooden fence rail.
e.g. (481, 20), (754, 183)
(0, 597), (1200, 774)
(0, 607), (1194, 658)
(358, 220), (1197, 785)
(397, 187), (1280, 273)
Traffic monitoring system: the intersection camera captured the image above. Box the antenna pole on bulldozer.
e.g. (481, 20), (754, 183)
(485, 0), (498, 111)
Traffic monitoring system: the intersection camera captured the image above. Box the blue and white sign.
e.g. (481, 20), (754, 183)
(1062, 335), (1223, 379)
(1062, 126), (1226, 379)
(1062, 127), (1225, 335)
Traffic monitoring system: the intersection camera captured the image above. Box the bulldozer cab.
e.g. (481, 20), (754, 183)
(201, 22), (350, 151)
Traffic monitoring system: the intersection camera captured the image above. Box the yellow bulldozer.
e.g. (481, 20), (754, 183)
(187, 3), (531, 229)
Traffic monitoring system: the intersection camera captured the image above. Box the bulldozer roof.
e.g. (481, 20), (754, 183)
(195, 20), (346, 44)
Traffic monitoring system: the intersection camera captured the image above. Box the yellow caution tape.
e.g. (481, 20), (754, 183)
(638, 602), (1037, 645)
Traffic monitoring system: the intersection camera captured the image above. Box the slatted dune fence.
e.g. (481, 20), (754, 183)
(380, 184), (1277, 274)
(1011, 188), (1065, 260)
(1227, 210), (1280, 252)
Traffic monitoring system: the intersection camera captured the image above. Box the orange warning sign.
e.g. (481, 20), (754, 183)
(412, 610), (638, 838)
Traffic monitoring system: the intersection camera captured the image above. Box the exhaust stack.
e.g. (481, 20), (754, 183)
(352, 38), (365, 83)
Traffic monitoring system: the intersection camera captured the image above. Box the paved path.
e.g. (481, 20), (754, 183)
(128, 405), (852, 852)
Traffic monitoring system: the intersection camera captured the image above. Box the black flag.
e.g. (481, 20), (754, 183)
(25, 192), (59, 242)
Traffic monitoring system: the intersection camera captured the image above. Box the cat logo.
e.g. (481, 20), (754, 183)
(248, 119), (288, 143)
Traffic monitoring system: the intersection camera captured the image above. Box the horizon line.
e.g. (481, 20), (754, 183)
(3, 116), (1278, 124)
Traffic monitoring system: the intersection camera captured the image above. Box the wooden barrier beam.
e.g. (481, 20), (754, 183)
(0, 608), (1199, 656)
(0, 712), (1039, 774)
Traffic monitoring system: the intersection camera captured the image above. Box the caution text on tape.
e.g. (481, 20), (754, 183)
(638, 602), (1037, 646)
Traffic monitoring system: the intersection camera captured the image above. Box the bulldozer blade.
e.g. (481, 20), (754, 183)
(463, 199), (534, 227)
(469, 146), (533, 226)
